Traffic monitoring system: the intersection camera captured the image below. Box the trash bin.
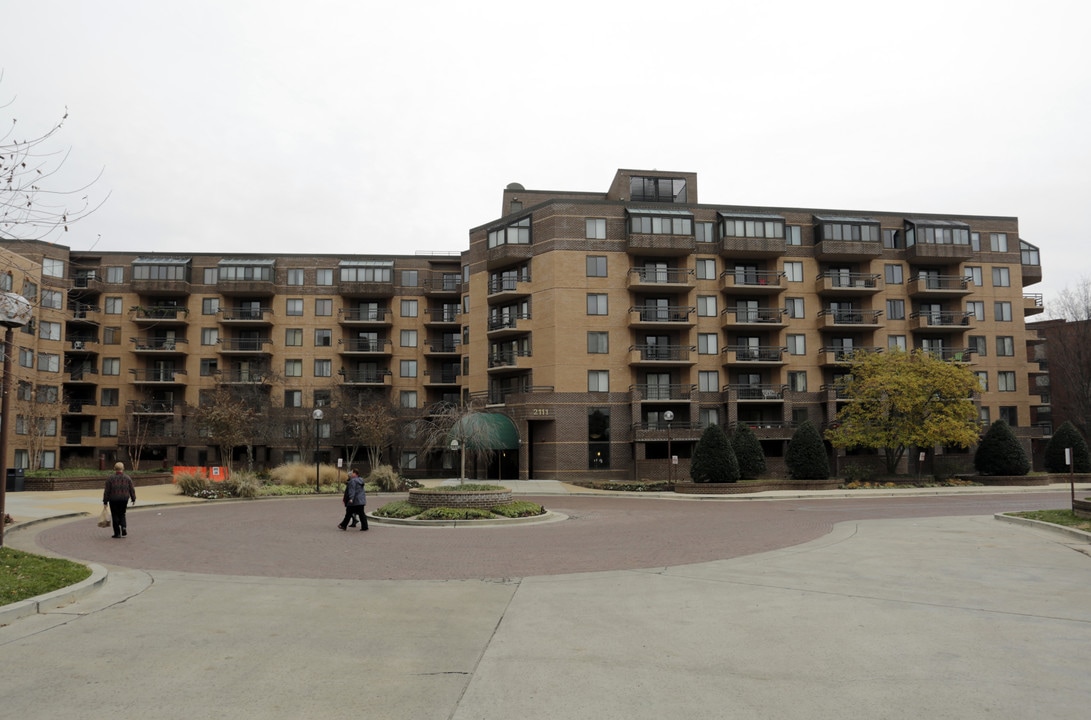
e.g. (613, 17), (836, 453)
(6, 468), (25, 492)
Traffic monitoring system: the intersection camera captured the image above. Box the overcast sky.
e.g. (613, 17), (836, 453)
(4, 0), (1088, 307)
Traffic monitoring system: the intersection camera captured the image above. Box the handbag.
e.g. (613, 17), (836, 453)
(98, 506), (111, 528)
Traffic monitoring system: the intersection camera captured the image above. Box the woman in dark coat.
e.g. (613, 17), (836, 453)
(338, 469), (368, 531)
(103, 462), (136, 538)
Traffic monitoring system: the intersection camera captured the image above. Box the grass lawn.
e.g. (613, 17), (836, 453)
(0, 547), (92, 606)
(1009, 509), (1091, 533)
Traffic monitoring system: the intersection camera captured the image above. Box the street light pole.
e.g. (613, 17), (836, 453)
(312, 408), (324, 493)
(0, 293), (32, 548)
(663, 410), (675, 485)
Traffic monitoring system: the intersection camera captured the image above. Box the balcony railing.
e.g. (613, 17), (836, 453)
(728, 346), (786, 362)
(630, 306), (695, 323)
(339, 307), (392, 322)
(727, 384), (787, 400)
(630, 383), (695, 401)
(630, 344), (694, 362)
(721, 307), (786, 325)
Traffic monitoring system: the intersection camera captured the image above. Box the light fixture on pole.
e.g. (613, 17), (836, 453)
(449, 437), (465, 485)
(663, 410), (675, 484)
(0, 292), (33, 548)
(312, 408), (324, 493)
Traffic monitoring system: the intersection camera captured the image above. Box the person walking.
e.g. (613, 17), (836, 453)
(338, 469), (368, 531)
(103, 462), (136, 538)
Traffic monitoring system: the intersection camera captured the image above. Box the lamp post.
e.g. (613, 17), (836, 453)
(663, 410), (675, 485)
(449, 438), (465, 485)
(0, 292), (33, 547)
(312, 408), (324, 493)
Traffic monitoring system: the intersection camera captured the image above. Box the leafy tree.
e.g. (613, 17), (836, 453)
(825, 349), (981, 474)
(690, 424), (739, 483)
(731, 424), (766, 480)
(1044, 421), (1091, 473)
(974, 419), (1030, 476)
(786, 420), (830, 480)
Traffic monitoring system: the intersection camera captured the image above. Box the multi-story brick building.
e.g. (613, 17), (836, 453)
(0, 168), (1047, 480)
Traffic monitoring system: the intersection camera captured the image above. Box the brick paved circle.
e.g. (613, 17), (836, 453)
(34, 492), (1067, 580)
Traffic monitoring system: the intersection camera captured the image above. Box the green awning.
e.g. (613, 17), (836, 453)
(448, 413), (520, 451)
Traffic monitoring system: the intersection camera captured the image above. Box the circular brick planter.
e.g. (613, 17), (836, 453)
(407, 487), (513, 509)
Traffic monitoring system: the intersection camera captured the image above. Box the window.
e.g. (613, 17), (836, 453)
(22, 281), (37, 300)
(401, 329), (418, 347)
(783, 262), (803, 282)
(203, 268), (218, 284)
(42, 257), (65, 277)
(285, 359), (302, 377)
(18, 348), (32, 367)
(697, 296), (717, 317)
(316, 268), (333, 285)
(585, 218), (606, 239)
(696, 258), (716, 280)
(698, 333), (718, 355)
(884, 264), (903, 284)
(695, 222), (716, 243)
(101, 388), (119, 406)
(314, 359), (332, 377)
(721, 216), (785, 239)
(586, 256), (607, 277)
(787, 334), (806, 355)
(400, 359), (417, 378)
(990, 233), (1008, 252)
(888, 335), (907, 351)
(285, 390), (303, 408)
(315, 299), (332, 316)
(37, 353), (60, 372)
(1021, 240), (1040, 265)
(699, 407), (720, 427)
(200, 358), (218, 376)
(998, 371), (1016, 392)
(966, 266), (982, 286)
(400, 391), (418, 409)
(630, 212), (693, 235)
(39, 321), (61, 341)
(286, 299), (303, 316)
(202, 297), (220, 315)
(786, 226), (802, 246)
(971, 233), (981, 252)
(100, 419), (118, 438)
(992, 267), (1010, 287)
(820, 221), (879, 242)
(41, 289), (63, 309)
(629, 176), (687, 203)
(103, 326), (120, 345)
(401, 270), (418, 287)
(201, 328), (219, 345)
(37, 386), (58, 403)
(400, 299), (418, 317)
(882, 229), (902, 249)
(785, 298), (804, 319)
(969, 336), (987, 356)
(105, 297), (122, 314)
(587, 294), (608, 315)
(588, 370), (609, 392)
(314, 390), (331, 407)
(101, 357), (120, 375)
(975, 372), (989, 391)
(909, 224), (970, 246)
(789, 371), (807, 392)
(698, 370), (718, 392)
(106, 266), (124, 283)
(401, 452), (418, 470)
(994, 302), (1012, 322)
(587, 332), (609, 354)
(886, 299), (905, 320)
(996, 336), (1015, 356)
(315, 329), (332, 347)
(967, 301), (985, 321)
(287, 269), (304, 285)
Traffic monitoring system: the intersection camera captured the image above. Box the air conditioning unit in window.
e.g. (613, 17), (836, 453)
(72, 341), (85, 350)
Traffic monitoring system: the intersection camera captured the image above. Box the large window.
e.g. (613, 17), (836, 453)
(400, 360), (417, 378)
(629, 176), (687, 203)
(487, 216), (531, 247)
(39, 321), (61, 341)
(134, 261), (188, 281)
(884, 264), (903, 284)
(101, 357), (120, 375)
(820, 221), (879, 242)
(786, 298), (804, 318)
(967, 301), (985, 322)
(629, 212), (693, 235)
(789, 371), (807, 392)
(202, 297), (220, 315)
(339, 263), (392, 282)
(218, 262), (273, 281)
(721, 216), (785, 239)
(400, 391), (418, 409)
(105, 297), (122, 314)
(400, 299), (418, 317)
(100, 419), (118, 438)
(201, 328), (219, 345)
(314, 329), (332, 347)
(37, 353), (60, 372)
(285, 359), (302, 377)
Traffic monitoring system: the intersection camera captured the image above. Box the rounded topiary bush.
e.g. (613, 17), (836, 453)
(786, 420), (830, 480)
(1044, 421), (1091, 473)
(731, 424), (767, 480)
(690, 424), (739, 483)
(974, 419), (1030, 476)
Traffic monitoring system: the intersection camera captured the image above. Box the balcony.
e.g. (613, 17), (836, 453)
(721, 307), (787, 329)
(1023, 293), (1044, 316)
(627, 233), (695, 257)
(129, 401), (177, 414)
(132, 306), (189, 324)
(338, 307), (392, 326)
(718, 236), (786, 259)
(626, 267), (694, 292)
(918, 347), (974, 363)
(218, 307), (273, 324)
(719, 271), (784, 295)
(631, 421), (705, 443)
(131, 337), (186, 353)
(814, 240), (882, 261)
(1022, 262), (1043, 286)
(906, 242), (974, 264)
(424, 308), (461, 327)
(339, 278), (396, 298)
(814, 272), (882, 296)
(216, 370), (269, 385)
(729, 421), (794, 439)
(488, 349), (531, 372)
(131, 278), (190, 296)
(423, 339), (460, 356)
(424, 274), (463, 296)
(338, 368), (392, 386)
(487, 274), (532, 300)
(724, 346), (787, 365)
(726, 384), (787, 401)
(630, 383), (695, 402)
(217, 278), (276, 296)
(821, 384), (851, 401)
(909, 311), (972, 333)
(217, 337), (273, 354)
(628, 344), (696, 366)
(906, 275), (972, 298)
(67, 302), (101, 323)
(339, 338), (392, 355)
(818, 346), (883, 366)
(424, 369), (461, 386)
(628, 306), (695, 328)
(486, 313), (530, 338)
(486, 243), (534, 269)
(70, 275), (107, 294)
(817, 309), (883, 330)
(130, 368), (187, 384)
(67, 337), (98, 353)
(64, 399), (97, 414)
(67, 367), (99, 383)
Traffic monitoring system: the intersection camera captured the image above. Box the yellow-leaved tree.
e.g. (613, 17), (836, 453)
(825, 349), (982, 474)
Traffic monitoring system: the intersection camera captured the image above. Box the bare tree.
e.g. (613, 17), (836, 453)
(16, 383), (63, 471)
(122, 411), (155, 471)
(414, 400), (506, 484)
(341, 392), (397, 471)
(188, 388), (260, 472)
(1044, 277), (1091, 437)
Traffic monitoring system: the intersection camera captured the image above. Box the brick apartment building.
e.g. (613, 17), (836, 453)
(0, 168), (1047, 480)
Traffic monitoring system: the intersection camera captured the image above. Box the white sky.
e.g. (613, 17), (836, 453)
(3, 0), (1088, 306)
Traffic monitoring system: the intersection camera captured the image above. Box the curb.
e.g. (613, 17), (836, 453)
(369, 510), (568, 528)
(0, 563), (108, 626)
(994, 512), (1091, 543)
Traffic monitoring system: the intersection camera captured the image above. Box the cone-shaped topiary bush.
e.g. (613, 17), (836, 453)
(690, 424), (739, 483)
(786, 420), (830, 480)
(731, 424), (767, 480)
(1044, 421), (1091, 473)
(974, 419), (1030, 476)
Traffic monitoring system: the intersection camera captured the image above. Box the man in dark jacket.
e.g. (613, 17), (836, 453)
(338, 469), (368, 531)
(103, 462), (136, 538)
